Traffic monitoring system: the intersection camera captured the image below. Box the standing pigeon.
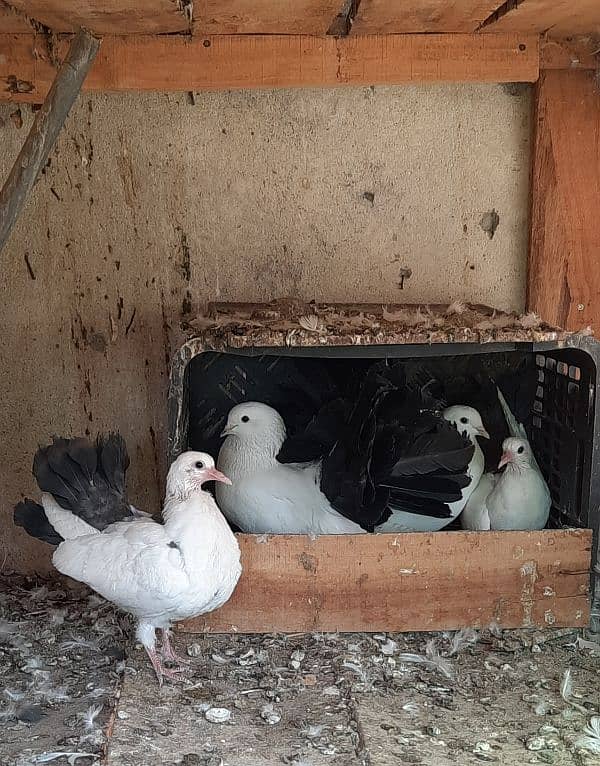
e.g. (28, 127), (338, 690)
(217, 364), (475, 534)
(14, 435), (241, 685)
(460, 389), (551, 530)
(376, 405), (489, 532)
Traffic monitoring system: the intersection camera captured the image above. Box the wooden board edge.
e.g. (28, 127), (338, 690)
(178, 529), (592, 634)
(0, 32), (540, 103)
(541, 37), (600, 70)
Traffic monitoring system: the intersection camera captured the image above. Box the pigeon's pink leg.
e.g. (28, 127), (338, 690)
(161, 629), (191, 668)
(145, 646), (188, 686)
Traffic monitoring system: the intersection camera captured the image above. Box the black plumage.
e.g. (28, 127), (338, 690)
(14, 499), (63, 545)
(278, 362), (475, 530)
(14, 433), (133, 545)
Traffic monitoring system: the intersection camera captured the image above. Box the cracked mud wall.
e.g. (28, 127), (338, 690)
(0, 84), (531, 572)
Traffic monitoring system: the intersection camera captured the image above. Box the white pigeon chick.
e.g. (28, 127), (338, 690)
(50, 452), (241, 684)
(217, 402), (365, 535)
(376, 405), (489, 533)
(461, 436), (551, 531)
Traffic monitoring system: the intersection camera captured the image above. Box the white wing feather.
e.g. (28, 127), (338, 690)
(52, 521), (190, 618)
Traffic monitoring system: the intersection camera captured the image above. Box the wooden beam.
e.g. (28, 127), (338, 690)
(181, 530), (591, 633)
(0, 2), (33, 32)
(541, 37), (600, 70)
(7, 0), (190, 34)
(0, 33), (539, 103)
(352, 0), (501, 34)
(196, 0), (341, 35)
(481, 0), (600, 36)
(0, 29), (99, 251)
(527, 70), (600, 331)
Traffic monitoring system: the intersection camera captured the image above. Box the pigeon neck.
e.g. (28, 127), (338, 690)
(220, 429), (285, 471)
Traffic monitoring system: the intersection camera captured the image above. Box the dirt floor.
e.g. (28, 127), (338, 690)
(1, 576), (599, 766)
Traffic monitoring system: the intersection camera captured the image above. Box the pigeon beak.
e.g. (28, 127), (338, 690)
(498, 452), (512, 469)
(477, 426), (491, 440)
(206, 467), (232, 485)
(220, 425), (235, 438)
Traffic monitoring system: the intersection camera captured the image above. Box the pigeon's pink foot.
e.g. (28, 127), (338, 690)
(161, 629), (191, 669)
(145, 646), (188, 686)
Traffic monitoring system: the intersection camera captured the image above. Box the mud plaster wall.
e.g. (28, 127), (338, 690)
(0, 84), (531, 572)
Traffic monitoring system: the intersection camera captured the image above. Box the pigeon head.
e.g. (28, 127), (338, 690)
(442, 405), (490, 442)
(221, 402), (287, 452)
(166, 451), (231, 495)
(498, 437), (532, 470)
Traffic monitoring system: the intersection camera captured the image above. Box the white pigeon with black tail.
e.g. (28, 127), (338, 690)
(14, 436), (241, 685)
(376, 404), (489, 532)
(460, 388), (551, 531)
(217, 364), (476, 534)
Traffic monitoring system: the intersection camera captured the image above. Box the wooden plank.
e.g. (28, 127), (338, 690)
(352, 0), (502, 33)
(0, 33), (540, 103)
(7, 0), (190, 34)
(0, 2), (32, 32)
(180, 530), (591, 633)
(482, 0), (600, 36)
(527, 70), (600, 332)
(196, 0), (341, 35)
(541, 37), (600, 70)
(0, 29), (100, 251)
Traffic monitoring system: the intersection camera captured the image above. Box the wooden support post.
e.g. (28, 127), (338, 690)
(0, 28), (100, 252)
(527, 70), (600, 331)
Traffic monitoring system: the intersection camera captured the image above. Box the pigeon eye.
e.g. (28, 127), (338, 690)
(195, 460), (204, 469)
(241, 415), (250, 423)
(517, 446), (525, 455)
(460, 417), (468, 424)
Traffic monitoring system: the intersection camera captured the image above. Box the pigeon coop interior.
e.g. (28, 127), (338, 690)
(168, 303), (598, 636)
(2, 5), (600, 637)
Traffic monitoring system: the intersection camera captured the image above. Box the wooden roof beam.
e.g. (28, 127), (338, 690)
(0, 32), (539, 103)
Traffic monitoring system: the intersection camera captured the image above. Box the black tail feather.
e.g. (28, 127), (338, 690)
(28, 433), (132, 533)
(14, 499), (63, 545)
(97, 433), (129, 494)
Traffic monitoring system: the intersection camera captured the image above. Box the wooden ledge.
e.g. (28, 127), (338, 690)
(179, 529), (592, 634)
(0, 33), (539, 103)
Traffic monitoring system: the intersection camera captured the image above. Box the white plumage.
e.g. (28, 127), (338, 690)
(375, 405), (489, 532)
(461, 389), (551, 531)
(216, 402), (365, 535)
(50, 452), (241, 684)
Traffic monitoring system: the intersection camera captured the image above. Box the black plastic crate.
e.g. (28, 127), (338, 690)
(168, 333), (600, 630)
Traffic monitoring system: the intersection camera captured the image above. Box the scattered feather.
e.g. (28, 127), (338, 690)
(302, 724), (325, 738)
(22, 657), (44, 673)
(578, 325), (594, 337)
(4, 687), (26, 701)
(445, 300), (466, 316)
(425, 639), (454, 679)
(519, 312), (542, 329)
(29, 753), (98, 764)
(575, 717), (600, 754)
(60, 637), (101, 652)
(298, 315), (320, 332)
(447, 628), (478, 656)
(0, 701), (17, 721)
(379, 638), (398, 656)
(49, 609), (67, 626)
(79, 704), (103, 732)
(397, 640), (454, 680)
(560, 668), (588, 714)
